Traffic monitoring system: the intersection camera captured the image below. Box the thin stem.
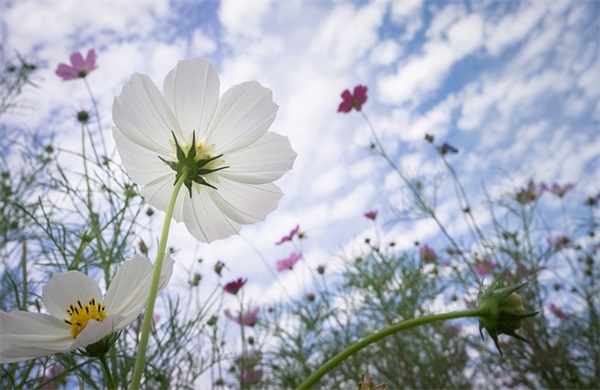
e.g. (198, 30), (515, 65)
(130, 173), (187, 389)
(83, 77), (107, 156)
(295, 308), (486, 389)
(99, 354), (117, 390)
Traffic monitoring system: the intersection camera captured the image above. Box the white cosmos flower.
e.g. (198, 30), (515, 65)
(0, 254), (174, 363)
(112, 58), (297, 243)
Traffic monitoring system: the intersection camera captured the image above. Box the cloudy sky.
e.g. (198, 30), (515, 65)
(2, 0), (599, 303)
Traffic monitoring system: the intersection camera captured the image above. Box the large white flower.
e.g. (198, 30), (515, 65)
(0, 255), (174, 363)
(112, 58), (296, 243)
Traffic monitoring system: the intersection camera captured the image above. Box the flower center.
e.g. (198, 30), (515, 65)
(160, 131), (229, 197)
(63, 297), (106, 338)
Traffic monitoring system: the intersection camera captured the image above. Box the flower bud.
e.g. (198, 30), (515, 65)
(477, 272), (539, 354)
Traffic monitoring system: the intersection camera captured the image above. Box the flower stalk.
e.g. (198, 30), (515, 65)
(130, 170), (187, 389)
(295, 308), (486, 389)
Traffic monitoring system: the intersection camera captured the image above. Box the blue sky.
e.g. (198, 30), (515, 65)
(2, 0), (599, 304)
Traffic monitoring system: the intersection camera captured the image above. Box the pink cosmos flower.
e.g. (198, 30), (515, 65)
(548, 303), (569, 320)
(515, 179), (546, 204)
(474, 259), (498, 276)
(55, 49), (98, 81)
(40, 364), (65, 390)
(224, 278), (247, 295)
(338, 85), (368, 113)
(548, 183), (575, 197)
(419, 244), (438, 263)
(224, 307), (259, 327)
(275, 225), (300, 245)
(276, 252), (301, 271)
(242, 368), (263, 385)
(364, 210), (378, 220)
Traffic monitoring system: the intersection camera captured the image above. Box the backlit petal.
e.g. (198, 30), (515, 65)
(220, 131), (296, 184)
(163, 58), (219, 140)
(207, 81), (278, 154)
(0, 311), (72, 363)
(113, 73), (179, 154)
(112, 125), (174, 186)
(104, 254), (174, 329)
(184, 190), (241, 242)
(209, 178), (283, 225)
(42, 271), (103, 320)
(72, 315), (124, 350)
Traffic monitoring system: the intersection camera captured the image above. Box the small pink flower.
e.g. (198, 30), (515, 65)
(548, 303), (570, 320)
(548, 183), (575, 197)
(242, 368), (263, 385)
(40, 364), (64, 390)
(338, 85), (368, 113)
(275, 224), (300, 245)
(419, 244), (438, 263)
(55, 49), (98, 81)
(473, 259), (498, 276)
(224, 307), (259, 327)
(515, 179), (546, 204)
(364, 210), (378, 220)
(224, 278), (247, 295)
(276, 252), (302, 271)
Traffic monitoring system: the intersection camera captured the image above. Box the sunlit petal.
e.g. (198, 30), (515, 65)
(42, 271), (103, 320)
(163, 58), (220, 140)
(207, 81), (278, 154)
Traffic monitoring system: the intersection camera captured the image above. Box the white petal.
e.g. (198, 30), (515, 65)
(42, 271), (103, 320)
(209, 178), (283, 225)
(71, 315), (125, 350)
(220, 131), (297, 184)
(206, 81), (278, 154)
(112, 72), (180, 154)
(163, 58), (220, 140)
(0, 311), (72, 363)
(140, 174), (186, 220)
(183, 190), (241, 242)
(113, 125), (175, 186)
(104, 254), (175, 329)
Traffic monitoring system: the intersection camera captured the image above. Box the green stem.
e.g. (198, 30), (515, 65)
(295, 308), (485, 389)
(130, 173), (187, 389)
(99, 354), (117, 390)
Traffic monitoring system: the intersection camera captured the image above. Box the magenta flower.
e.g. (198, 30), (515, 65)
(242, 368), (263, 385)
(419, 244), (438, 263)
(548, 183), (575, 197)
(338, 85), (368, 113)
(276, 252), (302, 271)
(55, 49), (98, 81)
(515, 179), (546, 204)
(224, 278), (247, 295)
(224, 307), (259, 327)
(364, 210), (378, 220)
(548, 303), (570, 320)
(547, 236), (572, 250)
(40, 364), (65, 390)
(275, 224), (300, 245)
(473, 259), (498, 276)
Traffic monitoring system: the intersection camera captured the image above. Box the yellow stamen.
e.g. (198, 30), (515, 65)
(63, 297), (107, 338)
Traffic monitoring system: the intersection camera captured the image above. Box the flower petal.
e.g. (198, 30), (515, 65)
(207, 81), (278, 154)
(113, 72), (179, 155)
(104, 254), (175, 329)
(220, 131), (297, 184)
(0, 311), (72, 363)
(183, 190), (241, 242)
(42, 271), (103, 320)
(112, 125), (175, 186)
(72, 315), (125, 350)
(209, 178), (283, 225)
(85, 49), (97, 70)
(163, 58), (220, 141)
(140, 174), (185, 219)
(55, 64), (76, 80)
(69, 52), (85, 69)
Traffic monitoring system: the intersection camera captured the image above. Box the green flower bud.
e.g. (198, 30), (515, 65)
(477, 271), (539, 354)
